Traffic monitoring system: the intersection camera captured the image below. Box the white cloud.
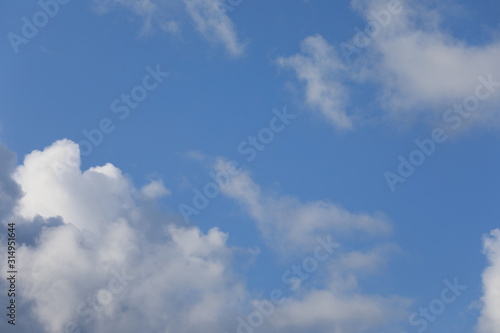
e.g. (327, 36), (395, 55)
(13, 139), (138, 234)
(277, 35), (353, 129)
(182, 0), (246, 57)
(140, 179), (171, 199)
(212, 158), (409, 332)
(476, 229), (500, 333)
(214, 158), (392, 256)
(269, 240), (408, 332)
(337, 243), (400, 273)
(279, 1), (500, 130)
(0, 140), (409, 333)
(0, 140), (248, 333)
(93, 0), (245, 57)
(355, 0), (500, 122)
(271, 289), (409, 332)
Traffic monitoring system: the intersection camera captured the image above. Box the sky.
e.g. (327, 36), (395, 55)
(0, 0), (500, 332)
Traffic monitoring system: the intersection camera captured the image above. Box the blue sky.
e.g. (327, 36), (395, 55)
(1, 0), (500, 332)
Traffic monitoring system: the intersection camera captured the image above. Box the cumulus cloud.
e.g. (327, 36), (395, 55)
(0, 140), (409, 333)
(93, 0), (246, 56)
(0, 140), (247, 333)
(13, 139), (139, 234)
(476, 229), (500, 333)
(11, 222), (245, 333)
(354, 0), (500, 121)
(278, 0), (500, 129)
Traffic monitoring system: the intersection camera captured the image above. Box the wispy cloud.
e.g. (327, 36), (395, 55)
(182, 0), (246, 57)
(93, 0), (246, 56)
(277, 35), (353, 130)
(214, 157), (392, 256)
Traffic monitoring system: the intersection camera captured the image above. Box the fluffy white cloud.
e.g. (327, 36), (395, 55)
(13, 139), (138, 234)
(279, 0), (500, 130)
(476, 229), (500, 333)
(277, 35), (353, 130)
(354, 0), (500, 121)
(0, 140), (408, 333)
(0, 140), (247, 333)
(93, 0), (245, 56)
